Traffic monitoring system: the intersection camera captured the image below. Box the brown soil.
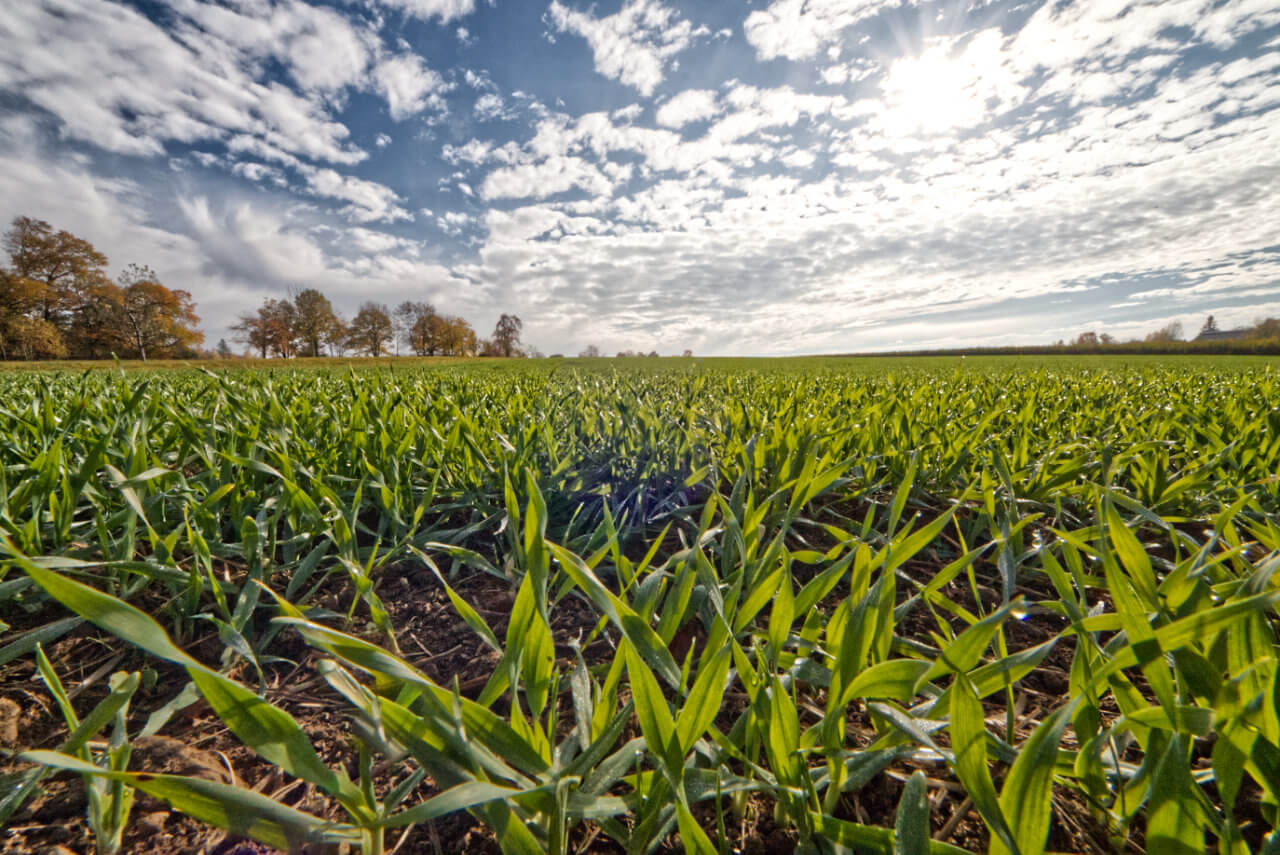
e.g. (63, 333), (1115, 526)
(1, 540), (1135, 854)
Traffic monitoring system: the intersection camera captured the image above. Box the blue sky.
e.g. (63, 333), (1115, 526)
(2, 0), (1279, 355)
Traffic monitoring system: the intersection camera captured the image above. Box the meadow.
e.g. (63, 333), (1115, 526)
(1, 354), (1279, 854)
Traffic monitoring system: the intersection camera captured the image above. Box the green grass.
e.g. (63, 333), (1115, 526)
(2, 354), (1279, 853)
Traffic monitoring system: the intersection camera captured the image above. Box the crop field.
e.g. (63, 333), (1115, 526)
(2, 355), (1279, 854)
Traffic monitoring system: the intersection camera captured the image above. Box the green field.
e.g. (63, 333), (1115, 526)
(2, 355), (1279, 853)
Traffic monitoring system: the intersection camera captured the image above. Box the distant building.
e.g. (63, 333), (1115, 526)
(1195, 328), (1251, 342)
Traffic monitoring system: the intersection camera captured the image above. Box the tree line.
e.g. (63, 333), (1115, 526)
(1060, 315), (1280, 349)
(0, 217), (202, 360)
(0, 215), (532, 363)
(228, 295), (526, 359)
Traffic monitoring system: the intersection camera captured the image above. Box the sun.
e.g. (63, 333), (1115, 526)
(876, 31), (1010, 139)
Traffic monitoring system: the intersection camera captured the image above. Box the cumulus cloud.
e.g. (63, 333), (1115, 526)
(481, 156), (614, 200)
(546, 0), (702, 96)
(438, 0), (1280, 354)
(3, 0), (1279, 356)
(0, 0), (367, 163)
(372, 0), (476, 24)
(744, 0), (900, 62)
(371, 54), (449, 120)
(297, 166), (413, 223)
(474, 92), (514, 121)
(656, 89), (720, 127)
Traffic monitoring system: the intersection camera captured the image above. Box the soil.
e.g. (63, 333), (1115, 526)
(0, 531), (1148, 854)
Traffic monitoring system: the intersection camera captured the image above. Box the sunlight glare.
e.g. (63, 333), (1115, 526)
(878, 31), (1013, 139)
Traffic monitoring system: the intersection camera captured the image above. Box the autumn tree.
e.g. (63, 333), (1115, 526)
(0, 269), (51, 360)
(69, 279), (129, 359)
(263, 298), (298, 357)
(3, 216), (111, 330)
(2, 216), (114, 358)
(439, 315), (477, 356)
(232, 298), (296, 358)
(113, 264), (202, 360)
(1145, 321), (1184, 343)
(231, 310), (271, 358)
(396, 301), (438, 355)
(348, 302), (393, 356)
(1254, 317), (1280, 339)
(422, 313), (449, 356)
(293, 289), (340, 357)
(491, 313), (523, 357)
(0, 313), (65, 360)
(325, 313), (351, 356)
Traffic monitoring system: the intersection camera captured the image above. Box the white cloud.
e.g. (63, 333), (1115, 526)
(656, 89), (720, 127)
(474, 92), (514, 121)
(298, 166), (414, 223)
(437, 210), (473, 235)
(0, 0), (453, 170)
(481, 156), (614, 200)
(780, 149), (816, 169)
(612, 103), (644, 122)
(4, 0), (1279, 357)
(372, 0), (476, 24)
(371, 54), (449, 120)
(546, 0), (701, 96)
(0, 0), (368, 164)
(231, 162), (288, 186)
(744, 0), (901, 61)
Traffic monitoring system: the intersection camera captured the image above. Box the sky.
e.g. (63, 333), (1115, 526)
(2, 0), (1279, 356)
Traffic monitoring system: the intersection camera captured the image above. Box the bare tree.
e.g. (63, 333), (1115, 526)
(492, 313), (523, 357)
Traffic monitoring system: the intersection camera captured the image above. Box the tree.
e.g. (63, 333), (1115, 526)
(3, 216), (112, 333)
(1073, 332), (1099, 347)
(231, 310), (271, 358)
(0, 315), (66, 360)
(293, 289), (340, 357)
(326, 314), (351, 356)
(1145, 321), (1183, 343)
(262, 298), (298, 357)
(578, 344), (601, 358)
(114, 264), (202, 360)
(0, 269), (46, 360)
(422, 313), (449, 356)
(397, 301), (438, 355)
(1099, 333), (1115, 345)
(682, 349), (693, 358)
(1201, 315), (1219, 335)
(233, 298), (296, 358)
(69, 279), (128, 359)
(216, 338), (233, 358)
(348, 302), (393, 356)
(492, 313), (523, 357)
(436, 315), (476, 356)
(1254, 317), (1280, 339)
